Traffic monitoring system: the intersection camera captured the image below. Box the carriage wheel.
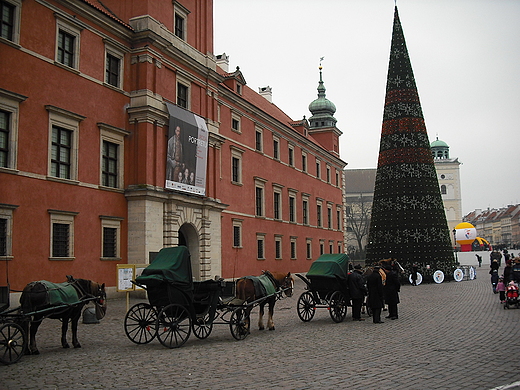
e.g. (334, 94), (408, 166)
(229, 308), (250, 340)
(193, 313), (213, 339)
(329, 291), (347, 323)
(297, 291), (316, 322)
(157, 304), (191, 348)
(0, 323), (27, 365)
(124, 303), (158, 344)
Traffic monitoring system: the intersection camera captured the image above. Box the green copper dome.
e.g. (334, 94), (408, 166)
(430, 139), (449, 148)
(308, 66), (337, 128)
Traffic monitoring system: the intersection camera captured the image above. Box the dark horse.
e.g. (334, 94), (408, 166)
(20, 275), (106, 355)
(235, 271), (293, 331)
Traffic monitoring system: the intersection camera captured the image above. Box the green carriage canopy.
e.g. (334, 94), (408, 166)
(135, 246), (193, 294)
(306, 253), (350, 280)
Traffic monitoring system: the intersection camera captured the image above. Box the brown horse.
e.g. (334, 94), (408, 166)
(235, 271), (293, 331)
(20, 275), (106, 355)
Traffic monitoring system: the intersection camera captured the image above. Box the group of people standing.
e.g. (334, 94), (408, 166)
(347, 263), (401, 324)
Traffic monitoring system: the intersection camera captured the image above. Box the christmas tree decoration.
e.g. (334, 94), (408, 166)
(366, 6), (456, 280)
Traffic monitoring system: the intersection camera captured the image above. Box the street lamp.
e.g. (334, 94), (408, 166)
(452, 228), (459, 264)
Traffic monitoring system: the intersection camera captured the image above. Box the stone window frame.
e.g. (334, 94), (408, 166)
(274, 234), (283, 260)
(306, 238), (312, 259)
(0, 203), (17, 260)
(232, 219), (243, 248)
(288, 144), (294, 167)
(231, 112), (241, 134)
(48, 209), (77, 261)
(230, 145), (244, 185)
(0, 88), (26, 171)
(254, 176), (267, 218)
(173, 1), (190, 41)
(272, 183), (284, 221)
(99, 123), (129, 190)
(0, 0), (22, 46)
(290, 236), (297, 260)
(301, 151), (307, 173)
(100, 215), (123, 260)
(46, 105), (85, 183)
(288, 188), (298, 224)
(255, 126), (263, 153)
(104, 40), (125, 90)
(256, 233), (266, 260)
(272, 135), (280, 160)
(55, 14), (82, 71)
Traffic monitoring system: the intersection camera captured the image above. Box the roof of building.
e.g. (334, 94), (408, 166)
(344, 168), (376, 194)
(431, 139), (449, 148)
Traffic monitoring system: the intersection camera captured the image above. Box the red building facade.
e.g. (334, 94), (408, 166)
(0, 0), (345, 294)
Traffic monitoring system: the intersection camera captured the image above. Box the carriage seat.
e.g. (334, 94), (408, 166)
(193, 280), (221, 304)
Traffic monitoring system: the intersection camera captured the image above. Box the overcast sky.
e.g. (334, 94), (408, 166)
(214, 0), (520, 215)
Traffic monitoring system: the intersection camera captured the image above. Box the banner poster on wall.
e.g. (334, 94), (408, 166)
(165, 102), (208, 196)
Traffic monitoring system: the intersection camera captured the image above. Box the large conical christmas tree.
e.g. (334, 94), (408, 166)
(366, 6), (456, 279)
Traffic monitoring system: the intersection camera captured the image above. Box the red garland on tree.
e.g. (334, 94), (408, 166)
(366, 6), (456, 281)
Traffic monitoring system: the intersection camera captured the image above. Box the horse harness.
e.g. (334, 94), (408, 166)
(262, 271), (292, 298)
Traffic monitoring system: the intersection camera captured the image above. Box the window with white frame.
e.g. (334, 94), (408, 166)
(273, 184), (283, 220)
(288, 189), (298, 223)
(55, 15), (82, 70)
(316, 200), (323, 228)
(49, 209), (77, 260)
(254, 177), (266, 217)
(327, 203), (333, 229)
(100, 216), (122, 260)
(232, 219), (242, 248)
(255, 127), (263, 152)
(0, 204), (16, 259)
(231, 112), (241, 133)
(177, 82), (189, 109)
(316, 159), (321, 179)
(290, 237), (297, 259)
(319, 240), (325, 255)
(326, 165), (331, 183)
(275, 235), (282, 259)
(337, 207), (341, 230)
(46, 105), (84, 181)
(0, 88), (26, 170)
(306, 238), (312, 259)
(302, 198), (309, 225)
(230, 146), (244, 185)
(329, 241), (334, 254)
(173, 1), (189, 41)
(99, 123), (128, 189)
(257, 233), (265, 260)
(104, 41), (125, 89)
(301, 152), (307, 172)
(288, 145), (294, 167)
(273, 136), (279, 160)
(0, 0), (22, 45)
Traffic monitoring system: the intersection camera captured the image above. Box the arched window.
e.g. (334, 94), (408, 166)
(441, 185), (447, 195)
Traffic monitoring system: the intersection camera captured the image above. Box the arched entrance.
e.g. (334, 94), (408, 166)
(178, 223), (201, 280)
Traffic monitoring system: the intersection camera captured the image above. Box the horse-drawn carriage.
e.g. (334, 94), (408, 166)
(124, 246), (293, 348)
(0, 276), (106, 365)
(295, 253), (351, 323)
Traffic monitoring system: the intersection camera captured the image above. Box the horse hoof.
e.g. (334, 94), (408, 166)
(259, 326), (265, 331)
(63, 344), (70, 349)
(269, 327), (275, 331)
(73, 344), (82, 349)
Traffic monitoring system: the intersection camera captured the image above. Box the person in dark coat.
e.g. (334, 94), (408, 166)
(366, 266), (385, 324)
(384, 264), (401, 320)
(347, 264), (367, 321)
(411, 263), (418, 286)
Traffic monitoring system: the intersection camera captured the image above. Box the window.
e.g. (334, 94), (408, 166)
(273, 137), (279, 159)
(317, 203), (322, 227)
(0, 88), (27, 170)
(316, 159), (321, 179)
(290, 237), (297, 259)
(230, 146), (244, 185)
(99, 123), (128, 189)
(55, 16), (81, 70)
(49, 210), (77, 260)
(306, 239), (312, 259)
(254, 177), (266, 217)
(326, 165), (331, 183)
(338, 243), (342, 254)
(273, 191), (281, 220)
(329, 242), (334, 254)
(0, 204), (16, 259)
(233, 220), (242, 248)
(441, 185), (447, 195)
(257, 234), (265, 259)
(51, 126), (72, 179)
(100, 216), (122, 259)
(177, 82), (188, 108)
(288, 145), (294, 167)
(302, 153), (307, 172)
(327, 204), (332, 229)
(0, 110), (9, 168)
(275, 235), (282, 259)
(173, 2), (189, 41)
(232, 118), (240, 132)
(302, 199), (308, 225)
(47, 105), (84, 181)
(0, 1), (14, 41)
(320, 240), (324, 255)
(102, 141), (118, 187)
(255, 128), (263, 152)
(104, 42), (125, 89)
(337, 208), (341, 230)
(336, 170), (340, 186)
(255, 187), (263, 216)
(289, 196), (295, 223)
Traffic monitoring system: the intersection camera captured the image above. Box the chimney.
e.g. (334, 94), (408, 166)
(216, 53), (229, 73)
(259, 86), (272, 103)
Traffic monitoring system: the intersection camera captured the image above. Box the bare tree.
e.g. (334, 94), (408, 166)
(346, 193), (372, 257)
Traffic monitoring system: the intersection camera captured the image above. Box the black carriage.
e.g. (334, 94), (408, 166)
(124, 246), (251, 348)
(295, 253), (351, 323)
